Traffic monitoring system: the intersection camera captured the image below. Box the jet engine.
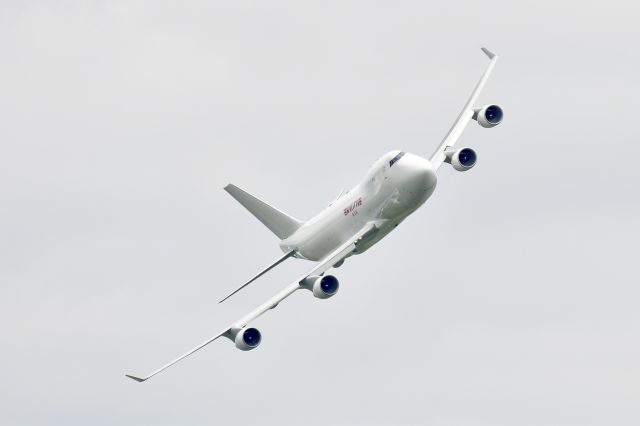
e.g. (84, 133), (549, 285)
(474, 104), (503, 128)
(234, 327), (262, 351)
(302, 275), (340, 299)
(444, 147), (477, 172)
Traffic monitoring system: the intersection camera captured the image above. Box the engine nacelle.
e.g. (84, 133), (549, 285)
(444, 147), (477, 172)
(234, 327), (262, 351)
(474, 104), (503, 128)
(302, 275), (340, 299)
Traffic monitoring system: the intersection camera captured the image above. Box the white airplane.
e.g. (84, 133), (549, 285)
(126, 47), (503, 382)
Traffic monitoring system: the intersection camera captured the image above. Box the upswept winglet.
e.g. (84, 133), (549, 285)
(481, 47), (495, 59)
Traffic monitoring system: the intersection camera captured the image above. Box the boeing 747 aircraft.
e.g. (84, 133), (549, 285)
(127, 47), (503, 382)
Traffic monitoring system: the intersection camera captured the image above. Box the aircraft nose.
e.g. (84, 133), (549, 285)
(406, 154), (437, 194)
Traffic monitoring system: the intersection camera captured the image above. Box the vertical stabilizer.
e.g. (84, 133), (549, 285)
(224, 184), (303, 240)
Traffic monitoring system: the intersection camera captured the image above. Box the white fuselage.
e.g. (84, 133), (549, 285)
(280, 151), (437, 261)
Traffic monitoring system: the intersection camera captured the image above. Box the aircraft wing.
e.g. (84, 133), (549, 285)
(125, 222), (377, 382)
(430, 47), (498, 170)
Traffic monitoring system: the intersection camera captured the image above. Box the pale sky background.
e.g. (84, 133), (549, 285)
(1, 1), (639, 425)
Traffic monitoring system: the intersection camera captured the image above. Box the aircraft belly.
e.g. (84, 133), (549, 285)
(291, 201), (373, 261)
(297, 218), (364, 261)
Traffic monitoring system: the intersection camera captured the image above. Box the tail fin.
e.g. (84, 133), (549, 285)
(224, 184), (303, 239)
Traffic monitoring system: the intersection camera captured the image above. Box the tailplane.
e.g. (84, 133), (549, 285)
(218, 250), (295, 303)
(224, 184), (303, 239)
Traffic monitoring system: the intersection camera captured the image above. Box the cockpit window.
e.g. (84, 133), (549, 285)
(389, 152), (405, 167)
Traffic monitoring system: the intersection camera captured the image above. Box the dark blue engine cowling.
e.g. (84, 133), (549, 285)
(234, 327), (262, 350)
(308, 274), (339, 299)
(476, 104), (503, 128)
(319, 275), (339, 295)
(483, 105), (503, 124)
(242, 328), (261, 347)
(445, 147), (477, 171)
(458, 148), (477, 167)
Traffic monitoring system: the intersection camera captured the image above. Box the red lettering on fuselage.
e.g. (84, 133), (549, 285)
(343, 197), (363, 216)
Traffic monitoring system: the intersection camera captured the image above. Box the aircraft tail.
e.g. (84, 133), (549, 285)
(224, 184), (303, 240)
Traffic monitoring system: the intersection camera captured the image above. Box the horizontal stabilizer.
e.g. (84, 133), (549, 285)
(219, 250), (296, 303)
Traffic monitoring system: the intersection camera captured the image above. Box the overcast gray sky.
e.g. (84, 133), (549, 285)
(1, 1), (639, 425)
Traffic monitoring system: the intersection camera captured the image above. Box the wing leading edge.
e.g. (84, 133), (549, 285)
(125, 223), (377, 382)
(430, 47), (498, 170)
